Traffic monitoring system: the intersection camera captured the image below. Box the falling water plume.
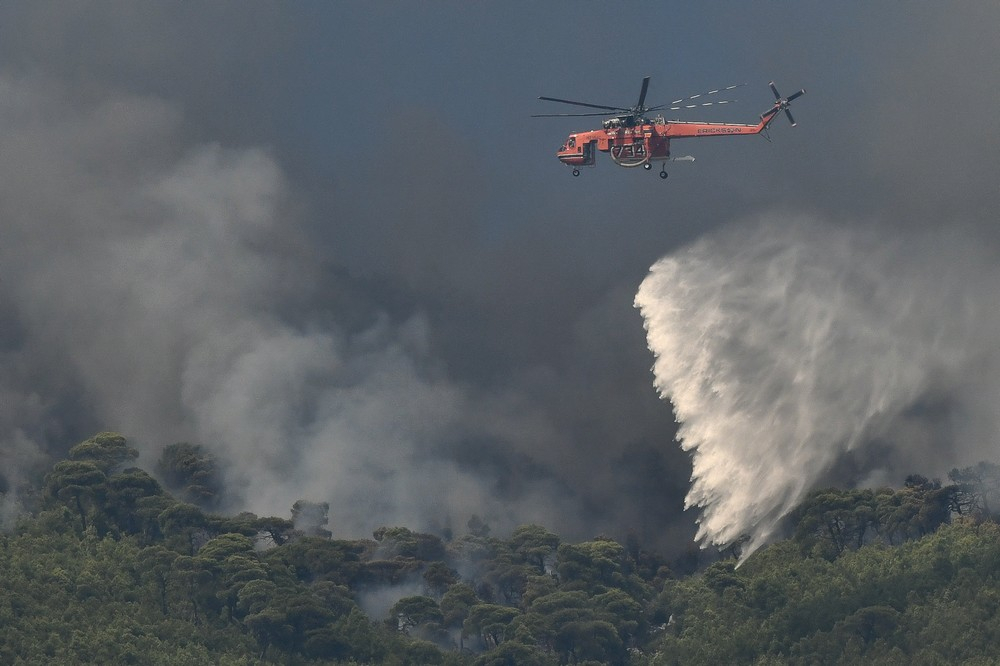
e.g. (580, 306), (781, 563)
(635, 213), (1000, 559)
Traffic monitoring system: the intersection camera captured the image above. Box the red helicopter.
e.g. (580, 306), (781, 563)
(533, 77), (805, 178)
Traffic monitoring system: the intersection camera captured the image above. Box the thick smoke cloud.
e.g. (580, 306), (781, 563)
(0, 75), (521, 532)
(636, 214), (1000, 557)
(0, 72), (683, 544)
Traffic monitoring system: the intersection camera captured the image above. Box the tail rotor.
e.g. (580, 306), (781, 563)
(763, 81), (806, 126)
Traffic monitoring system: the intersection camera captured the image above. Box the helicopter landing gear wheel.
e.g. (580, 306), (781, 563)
(643, 163), (652, 171)
(572, 168), (580, 177)
(659, 169), (668, 179)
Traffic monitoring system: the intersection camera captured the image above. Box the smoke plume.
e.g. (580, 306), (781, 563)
(0, 72), (682, 545)
(0, 74), (535, 531)
(636, 213), (1000, 558)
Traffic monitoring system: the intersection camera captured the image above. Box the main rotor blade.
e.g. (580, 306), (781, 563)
(784, 109), (796, 126)
(636, 76), (651, 109)
(669, 83), (745, 105)
(786, 89), (806, 102)
(665, 99), (737, 110)
(530, 111), (619, 118)
(537, 96), (624, 112)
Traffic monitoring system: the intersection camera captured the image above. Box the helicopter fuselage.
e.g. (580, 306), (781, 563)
(557, 117), (768, 170)
(536, 78), (804, 177)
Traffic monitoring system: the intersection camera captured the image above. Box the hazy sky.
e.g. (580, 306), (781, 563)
(0, 2), (998, 551)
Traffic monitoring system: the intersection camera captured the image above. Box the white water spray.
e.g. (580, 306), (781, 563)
(636, 213), (1000, 558)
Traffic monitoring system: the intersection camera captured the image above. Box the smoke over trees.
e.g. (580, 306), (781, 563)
(0, 63), (687, 549)
(0, 2), (999, 567)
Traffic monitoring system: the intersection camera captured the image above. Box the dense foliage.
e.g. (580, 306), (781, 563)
(3, 432), (1000, 664)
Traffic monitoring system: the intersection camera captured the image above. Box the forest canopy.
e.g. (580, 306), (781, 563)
(3, 432), (1000, 665)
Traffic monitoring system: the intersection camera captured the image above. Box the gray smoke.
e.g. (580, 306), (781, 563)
(0, 73), (554, 533)
(636, 212), (1000, 558)
(0, 71), (684, 545)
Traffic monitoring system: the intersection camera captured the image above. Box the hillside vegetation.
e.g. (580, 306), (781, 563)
(3, 432), (1000, 665)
